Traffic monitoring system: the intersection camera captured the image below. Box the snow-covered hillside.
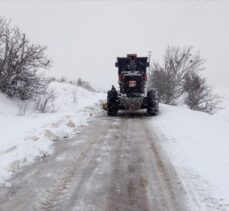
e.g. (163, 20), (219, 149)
(0, 81), (105, 185)
(150, 103), (229, 210)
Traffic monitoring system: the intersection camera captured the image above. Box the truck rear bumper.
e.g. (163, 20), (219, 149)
(120, 96), (146, 110)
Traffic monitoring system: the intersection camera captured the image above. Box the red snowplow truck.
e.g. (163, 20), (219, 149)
(107, 54), (159, 116)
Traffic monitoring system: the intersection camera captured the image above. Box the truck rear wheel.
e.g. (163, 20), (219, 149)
(107, 90), (118, 116)
(147, 90), (159, 116)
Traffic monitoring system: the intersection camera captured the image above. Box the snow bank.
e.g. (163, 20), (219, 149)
(150, 104), (229, 210)
(0, 81), (105, 185)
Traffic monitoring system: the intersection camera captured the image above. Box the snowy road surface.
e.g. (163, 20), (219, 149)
(0, 112), (192, 211)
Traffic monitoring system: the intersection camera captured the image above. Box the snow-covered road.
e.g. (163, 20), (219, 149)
(0, 112), (192, 211)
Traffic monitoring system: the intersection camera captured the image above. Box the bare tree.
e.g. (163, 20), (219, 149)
(149, 46), (204, 104)
(0, 17), (51, 99)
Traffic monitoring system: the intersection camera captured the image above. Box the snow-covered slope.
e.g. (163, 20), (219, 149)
(0, 81), (105, 185)
(214, 87), (229, 123)
(150, 104), (229, 210)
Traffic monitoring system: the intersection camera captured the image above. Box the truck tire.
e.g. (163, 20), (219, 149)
(147, 90), (159, 116)
(107, 90), (118, 116)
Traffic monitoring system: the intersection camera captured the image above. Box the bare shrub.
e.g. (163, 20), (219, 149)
(60, 77), (66, 83)
(72, 89), (77, 104)
(35, 89), (57, 113)
(184, 72), (220, 114)
(77, 77), (95, 92)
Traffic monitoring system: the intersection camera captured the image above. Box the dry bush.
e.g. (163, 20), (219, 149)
(184, 72), (220, 114)
(35, 89), (57, 113)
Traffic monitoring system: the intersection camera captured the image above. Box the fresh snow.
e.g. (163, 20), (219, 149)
(150, 103), (229, 210)
(0, 81), (105, 185)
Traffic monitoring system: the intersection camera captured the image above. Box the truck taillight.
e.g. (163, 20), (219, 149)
(144, 73), (147, 81)
(119, 74), (123, 81)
